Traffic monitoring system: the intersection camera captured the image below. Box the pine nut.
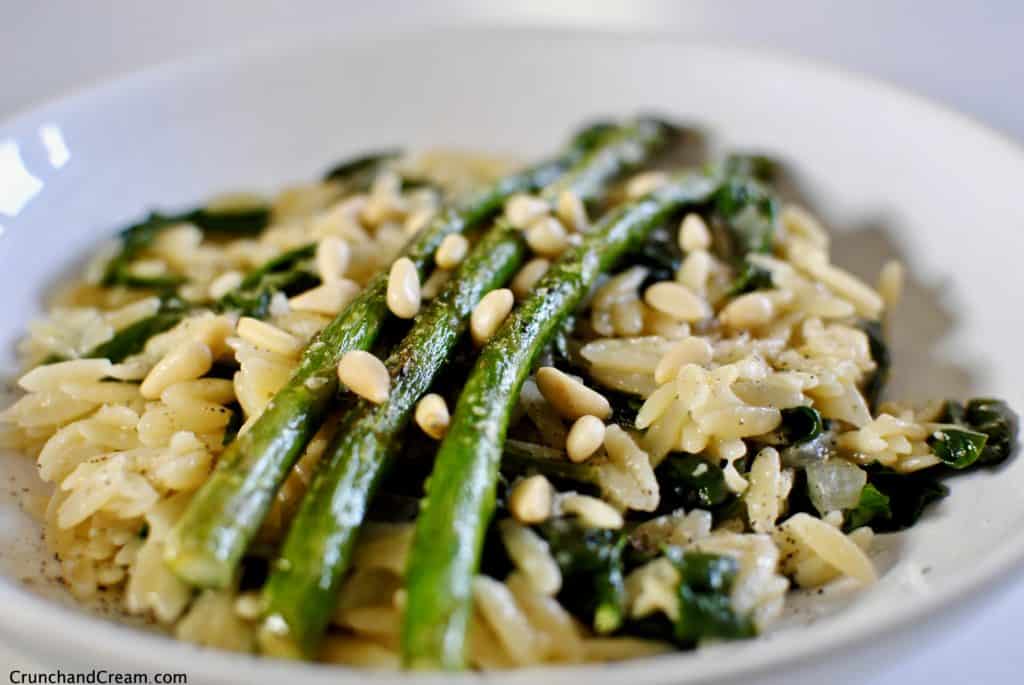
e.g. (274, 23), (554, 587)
(420, 267), (451, 300)
(509, 475), (554, 524)
(289, 279), (361, 315)
(525, 217), (569, 258)
(471, 288), (514, 346)
(654, 336), (714, 384)
(643, 282), (709, 322)
(625, 171), (668, 199)
(387, 257), (421, 319)
(566, 415), (606, 463)
(208, 271), (243, 300)
(535, 367), (611, 420)
(337, 350), (390, 404)
(719, 292), (775, 329)
(435, 234), (469, 270)
(504, 194), (550, 228)
(140, 340), (213, 399)
(678, 213), (711, 252)
(677, 250), (712, 293)
(511, 258), (550, 299)
(415, 393), (450, 439)
(556, 189), (588, 232)
(316, 236), (351, 282)
(558, 493), (623, 529)
(237, 317), (304, 357)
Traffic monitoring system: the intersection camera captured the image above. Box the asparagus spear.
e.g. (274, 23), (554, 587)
(260, 221), (527, 657)
(215, 243), (318, 318)
(101, 205), (271, 288)
(322, 150), (401, 184)
(100, 148), (407, 290)
(84, 295), (190, 363)
(46, 243), (320, 366)
(163, 124), (615, 589)
(401, 173), (718, 670)
(257, 120), (673, 658)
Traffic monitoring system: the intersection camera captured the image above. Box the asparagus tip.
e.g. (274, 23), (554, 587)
(257, 614), (307, 660)
(162, 537), (233, 589)
(594, 604), (623, 635)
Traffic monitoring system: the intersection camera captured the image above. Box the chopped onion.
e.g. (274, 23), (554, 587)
(780, 431), (833, 467)
(805, 459), (867, 514)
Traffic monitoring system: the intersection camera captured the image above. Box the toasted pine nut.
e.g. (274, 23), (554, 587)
(509, 475), (554, 524)
(471, 289), (514, 346)
(625, 171), (668, 199)
(654, 336), (714, 384)
(535, 367), (611, 420)
(504, 194), (549, 228)
(289, 279), (361, 315)
(140, 340), (213, 399)
(719, 292), (775, 329)
(525, 217), (569, 258)
(676, 250), (712, 293)
(387, 257), (421, 319)
(556, 189), (588, 232)
(643, 282), (709, 322)
(566, 415), (606, 463)
(511, 258), (550, 299)
(316, 236), (351, 282)
(435, 234), (469, 270)
(415, 393), (450, 439)
(337, 350), (390, 404)
(237, 317), (304, 357)
(420, 267), (451, 300)
(678, 213), (711, 252)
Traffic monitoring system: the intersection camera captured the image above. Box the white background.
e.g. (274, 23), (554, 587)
(1, 1), (1021, 681)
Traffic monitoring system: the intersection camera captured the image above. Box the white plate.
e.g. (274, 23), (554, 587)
(1, 27), (1023, 685)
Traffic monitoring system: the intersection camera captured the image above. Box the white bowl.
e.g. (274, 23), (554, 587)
(1, 27), (1023, 685)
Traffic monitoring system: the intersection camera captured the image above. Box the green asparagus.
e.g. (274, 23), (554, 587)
(401, 173), (718, 670)
(257, 119), (674, 658)
(163, 124), (617, 589)
(101, 205), (271, 288)
(84, 296), (190, 363)
(48, 244), (319, 366)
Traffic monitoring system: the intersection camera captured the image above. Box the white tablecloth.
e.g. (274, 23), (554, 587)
(2, 1), (1021, 681)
